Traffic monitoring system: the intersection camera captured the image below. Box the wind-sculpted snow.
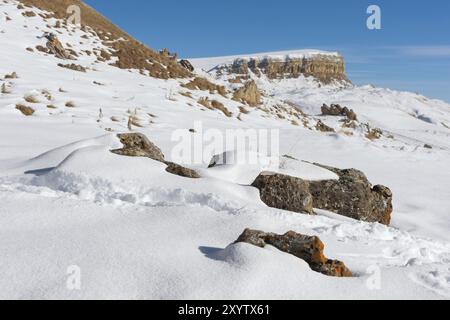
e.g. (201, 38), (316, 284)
(1, 0), (450, 299)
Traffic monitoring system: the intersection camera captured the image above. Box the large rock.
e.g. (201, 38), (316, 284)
(111, 133), (165, 162)
(309, 165), (393, 225)
(321, 104), (358, 121)
(111, 133), (200, 179)
(251, 164), (393, 225)
(235, 229), (352, 277)
(232, 80), (262, 106)
(251, 172), (314, 214)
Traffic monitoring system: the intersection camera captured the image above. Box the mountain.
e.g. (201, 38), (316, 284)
(1, 0), (449, 299)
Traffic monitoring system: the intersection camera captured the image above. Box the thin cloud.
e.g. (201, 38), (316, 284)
(390, 46), (450, 57)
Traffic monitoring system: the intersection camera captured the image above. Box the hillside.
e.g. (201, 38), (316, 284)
(0, 0), (450, 299)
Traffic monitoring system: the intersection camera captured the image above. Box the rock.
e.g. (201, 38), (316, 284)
(424, 144), (433, 149)
(111, 133), (165, 162)
(251, 172), (314, 214)
(57, 63), (87, 72)
(111, 133), (200, 179)
(165, 162), (200, 179)
(309, 165), (393, 225)
(179, 59), (194, 72)
(232, 80), (262, 106)
(182, 77), (227, 96)
(321, 104), (358, 121)
(235, 229), (352, 277)
(251, 163), (393, 225)
(224, 54), (348, 84)
(15, 104), (34, 116)
(315, 120), (335, 133)
(366, 126), (383, 141)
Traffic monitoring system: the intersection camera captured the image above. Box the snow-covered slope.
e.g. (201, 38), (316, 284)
(0, 0), (449, 299)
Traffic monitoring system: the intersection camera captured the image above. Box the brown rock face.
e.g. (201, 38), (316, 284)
(251, 164), (393, 226)
(111, 133), (165, 162)
(111, 133), (200, 179)
(315, 120), (335, 133)
(232, 80), (262, 106)
(251, 172), (314, 214)
(165, 162), (200, 179)
(227, 54), (347, 84)
(235, 229), (352, 277)
(309, 165), (393, 225)
(321, 104), (358, 121)
(19, 0), (191, 79)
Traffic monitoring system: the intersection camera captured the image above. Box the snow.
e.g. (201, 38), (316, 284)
(0, 0), (449, 300)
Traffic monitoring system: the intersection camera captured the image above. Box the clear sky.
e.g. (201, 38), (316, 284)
(84, 0), (450, 102)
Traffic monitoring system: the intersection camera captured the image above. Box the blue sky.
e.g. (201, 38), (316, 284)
(84, 0), (450, 102)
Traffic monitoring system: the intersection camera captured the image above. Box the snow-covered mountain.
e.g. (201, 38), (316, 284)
(0, 0), (449, 299)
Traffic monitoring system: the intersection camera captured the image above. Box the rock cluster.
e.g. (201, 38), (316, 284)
(251, 164), (393, 225)
(111, 133), (201, 179)
(226, 54), (347, 84)
(235, 229), (352, 277)
(321, 104), (358, 121)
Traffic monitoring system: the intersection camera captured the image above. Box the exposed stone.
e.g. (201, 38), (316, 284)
(179, 59), (194, 72)
(232, 80), (261, 106)
(366, 126), (383, 141)
(111, 133), (165, 162)
(308, 164), (393, 225)
(15, 104), (34, 116)
(165, 162), (200, 179)
(235, 229), (352, 277)
(111, 133), (200, 179)
(57, 63), (87, 72)
(224, 54), (348, 84)
(315, 120), (335, 133)
(182, 77), (227, 96)
(251, 172), (314, 214)
(321, 104), (358, 121)
(251, 163), (393, 225)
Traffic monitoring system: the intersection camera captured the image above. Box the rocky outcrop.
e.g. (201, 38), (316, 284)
(165, 162), (200, 179)
(232, 80), (262, 106)
(315, 120), (335, 133)
(225, 53), (347, 84)
(111, 133), (165, 162)
(251, 164), (393, 225)
(179, 59), (194, 72)
(182, 77), (227, 96)
(308, 165), (393, 225)
(321, 104), (358, 121)
(235, 229), (352, 277)
(19, 0), (191, 79)
(251, 172), (314, 214)
(111, 133), (200, 179)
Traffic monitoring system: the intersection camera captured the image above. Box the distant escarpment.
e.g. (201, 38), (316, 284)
(221, 53), (348, 84)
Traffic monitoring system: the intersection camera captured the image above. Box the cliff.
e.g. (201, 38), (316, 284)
(221, 51), (348, 84)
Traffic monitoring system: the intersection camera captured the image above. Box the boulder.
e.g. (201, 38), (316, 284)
(165, 162), (200, 179)
(111, 133), (165, 162)
(315, 120), (335, 133)
(179, 59), (194, 72)
(235, 229), (352, 277)
(232, 80), (262, 106)
(251, 172), (314, 214)
(308, 165), (393, 225)
(251, 164), (393, 225)
(321, 104), (358, 121)
(111, 133), (200, 179)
